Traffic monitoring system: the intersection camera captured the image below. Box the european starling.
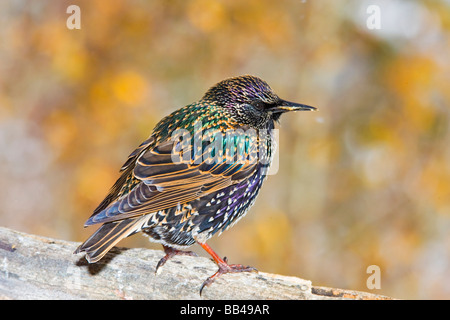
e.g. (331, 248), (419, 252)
(74, 75), (316, 293)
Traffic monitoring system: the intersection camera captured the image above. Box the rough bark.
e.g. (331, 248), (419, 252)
(0, 227), (392, 300)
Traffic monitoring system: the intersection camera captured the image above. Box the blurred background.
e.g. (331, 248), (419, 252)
(1, 0), (449, 299)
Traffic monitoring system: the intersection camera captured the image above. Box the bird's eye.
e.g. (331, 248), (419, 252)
(252, 100), (272, 110)
(253, 100), (279, 112)
(255, 101), (265, 110)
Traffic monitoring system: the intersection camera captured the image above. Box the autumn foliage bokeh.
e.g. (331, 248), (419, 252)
(1, 0), (449, 299)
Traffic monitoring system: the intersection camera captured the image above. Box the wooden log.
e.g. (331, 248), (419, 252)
(0, 227), (392, 300)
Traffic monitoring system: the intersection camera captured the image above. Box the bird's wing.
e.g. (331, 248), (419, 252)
(86, 136), (155, 219)
(85, 131), (260, 225)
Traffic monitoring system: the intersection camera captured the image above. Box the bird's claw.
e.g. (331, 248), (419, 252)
(155, 247), (198, 274)
(199, 259), (257, 296)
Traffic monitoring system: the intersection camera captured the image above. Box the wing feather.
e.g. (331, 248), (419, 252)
(74, 216), (150, 263)
(85, 125), (261, 226)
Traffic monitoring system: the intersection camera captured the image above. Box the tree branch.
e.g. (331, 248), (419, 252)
(0, 227), (392, 300)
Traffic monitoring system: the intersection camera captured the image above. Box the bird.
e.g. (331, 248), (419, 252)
(74, 75), (316, 294)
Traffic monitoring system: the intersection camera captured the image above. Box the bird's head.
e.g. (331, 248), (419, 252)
(202, 75), (316, 128)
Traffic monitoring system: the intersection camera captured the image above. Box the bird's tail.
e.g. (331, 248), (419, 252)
(74, 216), (149, 263)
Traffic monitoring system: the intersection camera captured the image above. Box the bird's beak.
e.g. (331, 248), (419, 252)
(269, 99), (317, 113)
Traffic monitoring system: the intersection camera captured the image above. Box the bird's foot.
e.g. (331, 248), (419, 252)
(200, 257), (257, 295)
(155, 245), (198, 274)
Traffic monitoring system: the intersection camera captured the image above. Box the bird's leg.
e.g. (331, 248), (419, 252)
(198, 242), (257, 295)
(155, 245), (198, 274)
